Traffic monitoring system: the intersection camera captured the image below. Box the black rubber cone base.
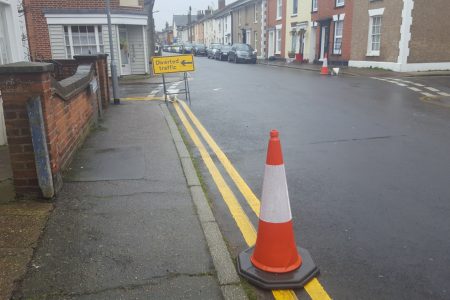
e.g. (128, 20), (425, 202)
(237, 246), (319, 290)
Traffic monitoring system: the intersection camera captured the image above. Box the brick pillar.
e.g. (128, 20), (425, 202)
(74, 54), (110, 109)
(0, 62), (54, 198)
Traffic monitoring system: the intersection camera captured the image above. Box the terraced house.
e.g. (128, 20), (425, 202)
(266, 0), (287, 59)
(284, 0), (314, 63)
(24, 0), (149, 76)
(311, 0), (353, 65)
(349, 0), (450, 72)
(231, 0), (265, 57)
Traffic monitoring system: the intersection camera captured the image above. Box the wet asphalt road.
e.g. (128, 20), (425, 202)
(180, 56), (450, 299)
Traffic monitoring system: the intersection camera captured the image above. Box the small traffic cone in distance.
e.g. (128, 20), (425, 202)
(321, 53), (329, 75)
(237, 130), (319, 290)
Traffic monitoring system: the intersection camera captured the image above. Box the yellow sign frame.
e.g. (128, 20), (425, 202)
(152, 54), (195, 74)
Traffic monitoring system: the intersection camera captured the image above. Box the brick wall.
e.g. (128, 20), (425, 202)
(0, 58), (108, 198)
(350, 0), (402, 63)
(408, 0), (450, 63)
(23, 0), (145, 61)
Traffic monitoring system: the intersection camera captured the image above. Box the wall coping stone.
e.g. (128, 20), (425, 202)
(52, 64), (94, 101)
(0, 62), (54, 74)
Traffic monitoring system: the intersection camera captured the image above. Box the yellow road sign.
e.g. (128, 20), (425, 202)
(152, 55), (195, 74)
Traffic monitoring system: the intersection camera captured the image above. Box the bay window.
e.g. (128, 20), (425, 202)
(64, 25), (104, 58)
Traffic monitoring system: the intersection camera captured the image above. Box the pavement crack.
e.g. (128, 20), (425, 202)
(309, 135), (406, 145)
(27, 272), (216, 298)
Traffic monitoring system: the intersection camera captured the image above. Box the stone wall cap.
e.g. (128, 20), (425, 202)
(0, 62), (54, 74)
(74, 54), (109, 60)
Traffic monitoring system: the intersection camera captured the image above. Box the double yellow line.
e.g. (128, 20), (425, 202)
(173, 100), (331, 300)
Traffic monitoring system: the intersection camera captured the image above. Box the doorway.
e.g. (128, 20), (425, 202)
(320, 25), (329, 61)
(268, 30), (275, 57)
(119, 28), (131, 75)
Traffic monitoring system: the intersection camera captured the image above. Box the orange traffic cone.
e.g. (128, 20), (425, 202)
(320, 53), (329, 75)
(237, 130), (319, 290)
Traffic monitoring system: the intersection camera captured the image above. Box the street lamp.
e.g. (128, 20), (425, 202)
(106, 0), (120, 104)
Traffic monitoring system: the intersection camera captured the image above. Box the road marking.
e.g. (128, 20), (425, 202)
(438, 92), (450, 97)
(421, 92), (437, 98)
(425, 87), (440, 92)
(213, 88), (223, 91)
(394, 82), (407, 87)
(412, 83), (425, 87)
(179, 100), (260, 216)
(177, 100), (332, 300)
(121, 96), (165, 101)
(173, 102), (257, 246)
(408, 87), (422, 92)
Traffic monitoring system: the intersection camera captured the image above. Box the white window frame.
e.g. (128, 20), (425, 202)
(333, 20), (343, 55)
(292, 0), (298, 15)
(119, 0), (140, 8)
(312, 0), (318, 12)
(238, 10), (241, 26)
(275, 25), (282, 54)
(0, 7), (11, 65)
(64, 25), (104, 59)
(336, 0), (344, 8)
(254, 3), (258, 23)
(367, 8), (384, 56)
(276, 0), (282, 20)
(254, 31), (258, 50)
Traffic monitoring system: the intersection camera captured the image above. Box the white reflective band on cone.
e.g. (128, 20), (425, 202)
(260, 164), (293, 223)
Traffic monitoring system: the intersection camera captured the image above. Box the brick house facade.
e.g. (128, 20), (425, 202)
(231, 0), (264, 56)
(311, 0), (353, 65)
(349, 0), (450, 72)
(267, 0), (287, 59)
(23, 0), (149, 76)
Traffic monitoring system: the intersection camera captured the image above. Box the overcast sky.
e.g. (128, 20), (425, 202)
(154, 0), (236, 30)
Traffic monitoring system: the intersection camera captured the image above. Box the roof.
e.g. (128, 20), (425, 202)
(173, 15), (198, 27)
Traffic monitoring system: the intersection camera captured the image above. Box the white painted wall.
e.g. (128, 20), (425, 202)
(0, 0), (29, 145)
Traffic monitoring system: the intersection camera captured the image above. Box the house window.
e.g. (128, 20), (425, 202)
(368, 15), (382, 56)
(0, 8), (11, 65)
(276, 0), (282, 20)
(64, 25), (104, 59)
(254, 31), (258, 50)
(254, 3), (258, 22)
(333, 20), (343, 55)
(293, 0), (298, 15)
(275, 28), (281, 54)
(336, 0), (344, 7)
(238, 10), (241, 26)
(291, 32), (297, 52)
(312, 0), (318, 12)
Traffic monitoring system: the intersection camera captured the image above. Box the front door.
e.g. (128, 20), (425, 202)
(320, 26), (329, 61)
(268, 30), (275, 57)
(119, 28), (131, 75)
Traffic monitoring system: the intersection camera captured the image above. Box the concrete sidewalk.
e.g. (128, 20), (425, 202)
(13, 101), (247, 299)
(258, 59), (450, 77)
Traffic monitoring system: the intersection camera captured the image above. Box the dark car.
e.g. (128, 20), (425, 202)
(193, 43), (207, 56)
(228, 43), (257, 64)
(207, 43), (221, 59)
(182, 42), (194, 54)
(154, 44), (162, 56)
(214, 45), (232, 61)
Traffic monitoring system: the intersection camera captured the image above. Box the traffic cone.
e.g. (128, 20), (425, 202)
(320, 53), (329, 75)
(237, 130), (319, 290)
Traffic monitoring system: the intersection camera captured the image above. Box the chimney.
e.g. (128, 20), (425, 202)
(218, 0), (225, 10)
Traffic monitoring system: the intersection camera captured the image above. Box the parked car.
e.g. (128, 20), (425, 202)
(193, 43), (207, 56)
(154, 44), (162, 56)
(181, 42), (194, 54)
(162, 45), (170, 52)
(207, 43), (221, 59)
(214, 45), (232, 61)
(171, 44), (181, 53)
(228, 43), (257, 64)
